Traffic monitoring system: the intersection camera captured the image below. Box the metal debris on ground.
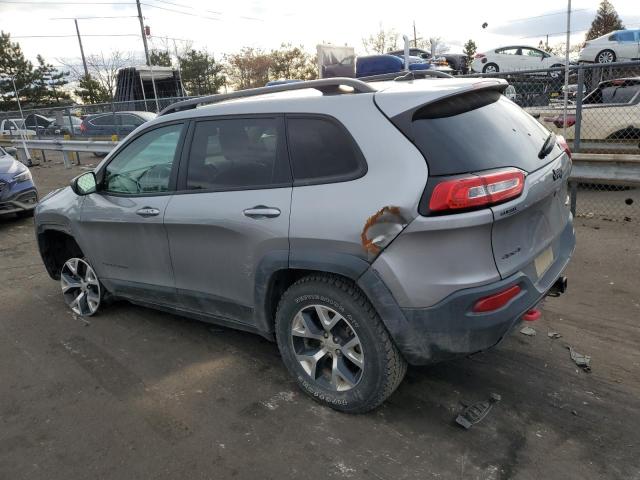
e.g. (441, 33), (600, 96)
(548, 331), (562, 339)
(520, 326), (536, 336)
(567, 346), (591, 372)
(456, 393), (501, 430)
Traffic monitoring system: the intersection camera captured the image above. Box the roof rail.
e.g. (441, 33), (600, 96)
(159, 77), (376, 116)
(359, 70), (453, 83)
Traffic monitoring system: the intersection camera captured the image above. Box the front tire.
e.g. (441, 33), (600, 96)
(60, 258), (103, 316)
(596, 49), (616, 63)
(275, 274), (407, 413)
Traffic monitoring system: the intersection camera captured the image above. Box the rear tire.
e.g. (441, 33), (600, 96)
(483, 63), (499, 74)
(275, 274), (406, 413)
(596, 49), (616, 63)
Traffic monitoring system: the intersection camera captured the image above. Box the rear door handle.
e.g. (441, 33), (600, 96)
(136, 207), (160, 217)
(243, 206), (281, 218)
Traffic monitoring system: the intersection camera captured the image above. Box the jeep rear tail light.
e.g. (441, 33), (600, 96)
(429, 168), (525, 213)
(556, 134), (571, 159)
(80, 121), (87, 133)
(473, 285), (521, 313)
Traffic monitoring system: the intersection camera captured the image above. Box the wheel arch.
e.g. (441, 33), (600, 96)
(253, 251), (409, 348)
(37, 227), (84, 280)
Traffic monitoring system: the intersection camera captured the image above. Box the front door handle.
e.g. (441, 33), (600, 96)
(243, 206), (281, 219)
(136, 207), (160, 217)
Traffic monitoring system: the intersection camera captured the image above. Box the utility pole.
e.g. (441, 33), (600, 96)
(136, 0), (150, 66)
(74, 19), (89, 77)
(413, 20), (417, 48)
(562, 0), (571, 140)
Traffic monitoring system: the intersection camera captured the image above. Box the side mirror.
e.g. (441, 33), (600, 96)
(71, 171), (97, 195)
(5, 146), (17, 156)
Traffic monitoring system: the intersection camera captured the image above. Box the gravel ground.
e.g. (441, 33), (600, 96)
(1, 154), (639, 480)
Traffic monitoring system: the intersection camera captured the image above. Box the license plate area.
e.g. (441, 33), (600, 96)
(535, 246), (554, 278)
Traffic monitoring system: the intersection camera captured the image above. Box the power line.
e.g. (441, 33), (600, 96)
(150, 0), (221, 14)
(51, 15), (139, 19)
(506, 8), (588, 24)
(11, 33), (140, 38)
(140, 2), (221, 21)
(0, 1), (132, 4)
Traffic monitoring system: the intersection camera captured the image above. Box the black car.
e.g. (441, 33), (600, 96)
(79, 111), (156, 138)
(24, 113), (83, 136)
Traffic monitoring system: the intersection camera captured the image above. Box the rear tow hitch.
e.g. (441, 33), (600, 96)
(547, 276), (568, 297)
(523, 309), (541, 322)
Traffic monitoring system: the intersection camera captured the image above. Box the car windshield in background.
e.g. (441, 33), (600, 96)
(137, 112), (158, 121)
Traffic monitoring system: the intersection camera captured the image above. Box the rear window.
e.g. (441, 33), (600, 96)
(286, 116), (366, 185)
(406, 90), (556, 175)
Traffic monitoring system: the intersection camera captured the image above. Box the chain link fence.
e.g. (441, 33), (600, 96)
(462, 61), (640, 223)
(2, 62), (639, 222)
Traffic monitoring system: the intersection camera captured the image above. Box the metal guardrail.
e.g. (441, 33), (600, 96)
(571, 153), (640, 185)
(5, 139), (639, 187)
(5, 138), (118, 168)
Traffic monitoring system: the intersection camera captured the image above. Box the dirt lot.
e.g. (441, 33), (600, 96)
(1, 155), (639, 480)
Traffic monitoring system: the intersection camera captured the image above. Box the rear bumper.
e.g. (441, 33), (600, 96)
(359, 220), (575, 365)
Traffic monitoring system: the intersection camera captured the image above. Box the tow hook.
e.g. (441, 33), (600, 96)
(523, 309), (541, 322)
(548, 276), (568, 297)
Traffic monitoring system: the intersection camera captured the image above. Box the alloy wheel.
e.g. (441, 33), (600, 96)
(60, 258), (101, 316)
(290, 304), (364, 392)
(597, 51), (614, 63)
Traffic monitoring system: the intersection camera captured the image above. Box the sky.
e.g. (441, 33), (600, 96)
(2, 0), (640, 70)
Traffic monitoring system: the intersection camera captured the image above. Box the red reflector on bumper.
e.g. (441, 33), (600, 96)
(472, 285), (521, 313)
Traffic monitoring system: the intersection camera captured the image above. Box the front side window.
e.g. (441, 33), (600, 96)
(105, 123), (183, 194)
(186, 117), (289, 190)
(287, 116), (365, 184)
(91, 115), (114, 126)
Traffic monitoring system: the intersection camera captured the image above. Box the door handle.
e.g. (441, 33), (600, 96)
(243, 206), (281, 218)
(136, 207), (160, 217)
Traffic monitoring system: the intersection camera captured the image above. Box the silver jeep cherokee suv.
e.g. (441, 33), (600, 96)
(35, 76), (575, 412)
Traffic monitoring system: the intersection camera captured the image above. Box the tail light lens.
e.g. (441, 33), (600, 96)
(545, 114), (576, 129)
(473, 285), (521, 313)
(429, 168), (525, 213)
(80, 121), (87, 133)
(474, 53), (485, 59)
(556, 134), (572, 158)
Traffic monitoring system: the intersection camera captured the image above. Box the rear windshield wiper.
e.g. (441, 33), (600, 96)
(538, 132), (556, 159)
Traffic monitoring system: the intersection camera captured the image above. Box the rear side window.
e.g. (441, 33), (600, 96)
(404, 90), (555, 175)
(286, 116), (366, 185)
(185, 117), (290, 191)
(91, 115), (114, 126)
(617, 31), (635, 42)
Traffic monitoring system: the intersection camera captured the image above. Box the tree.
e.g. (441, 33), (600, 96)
(586, 0), (624, 40)
(269, 44), (317, 80)
(150, 50), (172, 67)
(31, 55), (71, 106)
(225, 47), (272, 90)
(179, 49), (225, 96)
(0, 31), (34, 111)
(462, 39), (477, 67)
(74, 74), (110, 104)
(362, 27), (399, 54)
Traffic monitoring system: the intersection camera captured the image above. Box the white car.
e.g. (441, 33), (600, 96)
(472, 46), (567, 76)
(579, 29), (640, 63)
(527, 77), (640, 141)
(0, 119), (36, 137)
